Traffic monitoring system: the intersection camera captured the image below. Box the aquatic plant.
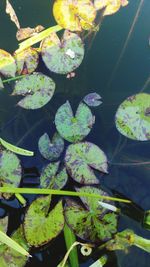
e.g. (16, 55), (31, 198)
(0, 1), (150, 267)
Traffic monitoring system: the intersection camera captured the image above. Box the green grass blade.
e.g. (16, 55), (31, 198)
(0, 138), (34, 156)
(3, 74), (26, 84)
(0, 230), (30, 257)
(16, 25), (62, 53)
(15, 193), (26, 206)
(64, 224), (79, 267)
(0, 187), (131, 203)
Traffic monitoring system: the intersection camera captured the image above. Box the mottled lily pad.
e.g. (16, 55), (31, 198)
(38, 132), (64, 161)
(115, 93), (150, 141)
(0, 225), (29, 267)
(0, 49), (16, 77)
(12, 72), (55, 109)
(0, 150), (22, 199)
(53, 0), (96, 31)
(40, 162), (68, 190)
(41, 30), (84, 74)
(14, 48), (39, 75)
(55, 101), (95, 143)
(65, 188), (118, 243)
(24, 196), (64, 247)
(65, 142), (108, 184)
(94, 0), (128, 15)
(83, 93), (102, 107)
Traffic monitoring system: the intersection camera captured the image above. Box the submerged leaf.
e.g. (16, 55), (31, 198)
(41, 30), (84, 74)
(0, 77), (4, 89)
(24, 196), (64, 247)
(0, 225), (29, 267)
(55, 101), (95, 143)
(65, 196), (118, 243)
(12, 72), (55, 109)
(38, 132), (64, 161)
(14, 48), (39, 75)
(0, 150), (22, 199)
(53, 0), (97, 31)
(83, 93), (102, 107)
(40, 162), (68, 190)
(6, 0), (20, 29)
(0, 49), (16, 77)
(115, 93), (150, 141)
(0, 217), (8, 233)
(65, 142), (108, 184)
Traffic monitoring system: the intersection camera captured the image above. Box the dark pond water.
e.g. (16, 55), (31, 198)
(0, 0), (150, 266)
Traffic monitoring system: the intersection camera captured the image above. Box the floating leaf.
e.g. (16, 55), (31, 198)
(38, 132), (64, 161)
(6, 0), (20, 29)
(55, 101), (95, 143)
(53, 0), (97, 31)
(0, 217), (8, 233)
(83, 93), (102, 107)
(41, 30), (84, 74)
(0, 150), (22, 199)
(65, 142), (108, 184)
(94, 0), (128, 15)
(24, 196), (64, 247)
(0, 138), (34, 156)
(115, 93), (150, 141)
(12, 72), (55, 109)
(40, 162), (68, 190)
(16, 25), (44, 41)
(0, 49), (16, 77)
(14, 48), (39, 75)
(0, 225), (29, 267)
(65, 195), (118, 242)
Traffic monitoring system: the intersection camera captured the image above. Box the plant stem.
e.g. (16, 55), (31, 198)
(0, 187), (131, 203)
(15, 193), (26, 206)
(3, 75), (25, 83)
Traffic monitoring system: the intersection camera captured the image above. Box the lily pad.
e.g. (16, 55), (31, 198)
(12, 72), (55, 109)
(14, 48), (39, 75)
(38, 132), (64, 161)
(53, 0), (97, 31)
(40, 162), (68, 190)
(83, 93), (102, 107)
(94, 0), (128, 15)
(0, 150), (22, 199)
(55, 101), (95, 143)
(65, 196), (118, 243)
(41, 30), (84, 74)
(65, 142), (108, 184)
(0, 225), (29, 267)
(0, 49), (16, 77)
(115, 93), (150, 141)
(24, 196), (64, 247)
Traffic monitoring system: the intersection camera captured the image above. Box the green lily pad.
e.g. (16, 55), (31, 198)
(40, 161), (68, 189)
(55, 101), (95, 143)
(65, 195), (118, 243)
(0, 217), (8, 233)
(0, 225), (29, 267)
(41, 30), (84, 74)
(24, 196), (64, 247)
(38, 132), (64, 161)
(115, 93), (150, 141)
(0, 150), (22, 199)
(12, 72), (55, 109)
(14, 48), (39, 75)
(0, 49), (16, 77)
(65, 142), (108, 184)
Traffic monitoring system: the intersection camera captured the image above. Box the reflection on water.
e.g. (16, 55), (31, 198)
(0, 0), (150, 266)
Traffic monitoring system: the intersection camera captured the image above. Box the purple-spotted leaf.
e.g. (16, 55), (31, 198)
(41, 30), (84, 74)
(65, 197), (118, 243)
(0, 49), (16, 77)
(115, 93), (150, 141)
(0, 225), (29, 267)
(40, 161), (68, 190)
(12, 72), (55, 109)
(24, 196), (64, 247)
(83, 93), (102, 107)
(65, 142), (108, 184)
(55, 101), (95, 143)
(38, 132), (64, 161)
(0, 150), (22, 199)
(14, 48), (39, 75)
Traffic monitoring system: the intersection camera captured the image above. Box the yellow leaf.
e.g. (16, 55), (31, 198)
(94, 0), (129, 15)
(53, 0), (97, 32)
